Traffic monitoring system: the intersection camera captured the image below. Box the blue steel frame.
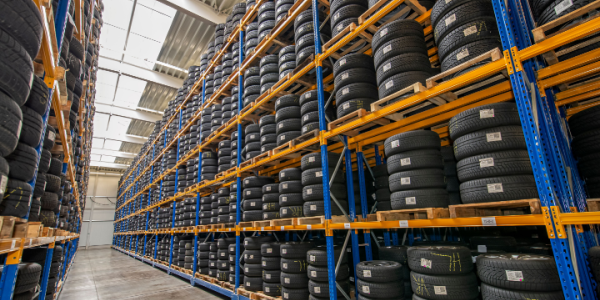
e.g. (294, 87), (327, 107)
(235, 27), (245, 293)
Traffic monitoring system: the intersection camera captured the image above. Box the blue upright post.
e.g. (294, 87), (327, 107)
(235, 27), (244, 292)
(343, 136), (360, 292)
(357, 152), (372, 260)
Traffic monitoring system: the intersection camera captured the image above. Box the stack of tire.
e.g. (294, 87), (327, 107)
(334, 54), (377, 118)
(45, 245), (64, 298)
(22, 245), (61, 297)
(262, 182), (280, 220)
(408, 245), (478, 300)
(231, 3), (247, 34)
(356, 260), (403, 300)
(243, 176), (275, 221)
(477, 252), (564, 299)
(209, 242), (219, 277)
(171, 236), (182, 267)
(299, 89), (331, 135)
(244, 124), (261, 161)
(430, 0), (501, 72)
(183, 239), (195, 270)
(379, 245), (412, 298)
(228, 242), (243, 283)
(158, 207), (172, 229)
(229, 182), (239, 222)
(232, 42), (241, 71)
(275, 95), (302, 146)
(275, 0), (292, 23)
(197, 242), (211, 275)
(279, 45), (296, 79)
(384, 131), (449, 210)
(217, 187), (231, 224)
(158, 237), (170, 261)
(280, 242), (314, 299)
(450, 103), (538, 204)
(199, 107), (212, 141)
(261, 242), (282, 296)
(441, 147), (461, 205)
(174, 201), (184, 227)
(176, 166), (187, 194)
(201, 151), (217, 181)
(260, 115), (277, 154)
(231, 87), (240, 116)
(260, 54), (279, 95)
(217, 237), (235, 281)
(221, 97), (233, 126)
(372, 19), (433, 100)
(146, 237), (155, 256)
(279, 168), (303, 219)
(211, 104), (223, 133)
(218, 140), (232, 174)
(39, 157), (63, 227)
(301, 153), (347, 217)
(568, 106), (600, 197)
(307, 245), (351, 298)
(469, 235), (517, 256)
(243, 236), (274, 291)
(186, 157), (198, 186)
(200, 196), (211, 225)
(294, 9), (328, 66)
(231, 131), (242, 166)
(372, 163), (392, 211)
(214, 23), (225, 56)
(245, 22), (259, 57)
(211, 193), (219, 224)
(258, 1), (276, 42)
(244, 67), (261, 108)
(330, 0), (368, 54)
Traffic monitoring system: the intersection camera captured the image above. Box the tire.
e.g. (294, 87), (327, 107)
(280, 242), (315, 259)
(6, 143), (38, 182)
(453, 126), (527, 161)
(476, 253), (561, 291)
(262, 256), (281, 270)
(280, 205), (303, 218)
(243, 210), (263, 221)
(0, 28), (34, 106)
(371, 19), (424, 53)
(388, 169), (446, 192)
(335, 83), (378, 105)
(307, 245), (347, 266)
(588, 246), (600, 279)
(277, 131), (301, 146)
(0, 0), (43, 59)
(19, 107), (43, 147)
(279, 168), (302, 181)
(436, 17), (498, 62)
(375, 53), (431, 86)
(387, 149), (444, 174)
(441, 39), (502, 72)
(449, 102), (521, 140)
(275, 95), (300, 110)
(244, 236), (275, 250)
(410, 271), (479, 300)
(308, 279), (349, 297)
(572, 128), (600, 158)
(45, 173), (61, 193)
(0, 90), (22, 156)
(308, 264), (349, 282)
(243, 176), (275, 188)
(432, 0), (494, 44)
(480, 282), (564, 300)
(281, 272), (309, 288)
(357, 279), (404, 299)
(302, 183), (347, 201)
(356, 260), (402, 282)
(14, 263), (42, 294)
(377, 71), (431, 99)
(243, 275), (263, 291)
(282, 286), (310, 300)
(49, 158), (62, 176)
(276, 119), (302, 135)
(279, 181), (302, 193)
(391, 189), (449, 209)
(378, 245), (409, 279)
(281, 257), (309, 273)
(333, 54), (375, 76)
(275, 106), (301, 123)
(24, 75), (49, 115)
(33, 172), (45, 198)
(459, 175), (538, 203)
(302, 168), (345, 185)
(538, 0), (593, 25)
(568, 105), (600, 137)
(456, 150), (533, 182)
(301, 152), (341, 170)
(336, 98), (373, 118)
(41, 192), (58, 210)
(373, 36), (428, 69)
(384, 131), (441, 157)
(407, 246), (473, 275)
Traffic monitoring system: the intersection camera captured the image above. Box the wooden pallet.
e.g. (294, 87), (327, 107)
(296, 215), (354, 226)
(327, 108), (389, 136)
(237, 287), (254, 298)
(587, 198), (600, 212)
(376, 208), (450, 221)
(239, 222), (254, 228)
(270, 129), (320, 157)
(222, 282), (235, 291)
(532, 0), (600, 65)
(252, 291), (282, 300)
(448, 199), (542, 218)
(252, 220), (271, 228)
(270, 218), (294, 227)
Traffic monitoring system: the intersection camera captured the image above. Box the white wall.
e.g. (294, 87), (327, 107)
(80, 173), (121, 247)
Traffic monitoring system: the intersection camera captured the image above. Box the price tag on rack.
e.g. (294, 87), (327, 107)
(481, 217), (497, 226)
(280, 226), (285, 231)
(243, 228), (246, 231)
(261, 227), (265, 231)
(344, 223), (351, 229)
(399, 220), (409, 228)
(306, 225), (312, 230)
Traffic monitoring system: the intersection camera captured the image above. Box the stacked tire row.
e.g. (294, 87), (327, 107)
(261, 241), (282, 296)
(300, 90), (332, 135)
(278, 168), (303, 219)
(301, 153), (348, 217)
(307, 246), (350, 299)
(243, 236), (275, 291)
(280, 242), (313, 300)
(260, 115), (277, 154)
(384, 131), (449, 210)
(217, 237), (235, 281)
(262, 182), (280, 220)
(228, 241), (243, 283)
(276, 95), (302, 146)
(217, 187), (231, 223)
(243, 176), (275, 221)
(333, 53), (378, 118)
(568, 106), (600, 197)
(229, 182), (239, 222)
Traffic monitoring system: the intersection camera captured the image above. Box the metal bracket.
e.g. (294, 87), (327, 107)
(504, 49), (514, 75)
(551, 206), (566, 239)
(510, 46), (523, 73)
(542, 206), (557, 238)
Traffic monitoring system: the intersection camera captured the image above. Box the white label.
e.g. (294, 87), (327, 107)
(477, 245), (488, 253)
(266, 186), (271, 191)
(282, 183), (288, 189)
(0, 175), (7, 196)
(334, 12), (340, 20)
(315, 171), (322, 177)
(266, 274), (271, 279)
(314, 286), (321, 293)
(307, 188), (313, 195)
(310, 205), (317, 211)
(506, 270), (524, 281)
(310, 255), (316, 262)
(284, 277), (290, 284)
(344, 223), (351, 229)
(338, 59), (346, 67)
(480, 157), (494, 168)
(380, 28), (388, 37)
(48, 130), (56, 141)
(363, 270), (372, 278)
(279, 123), (284, 128)
(434, 286), (447, 295)
(391, 140), (399, 148)
(482, 216), (497, 226)
(261, 226), (264, 231)
(445, 13), (456, 26)
(265, 287), (270, 292)
(245, 267), (249, 272)
(251, 202), (256, 206)
(246, 281), (251, 286)
(337, 23), (344, 30)
(401, 177), (410, 185)
(283, 263), (288, 269)
(304, 115), (309, 121)
(284, 292), (289, 299)
(406, 197), (416, 205)
(486, 132), (502, 142)
(421, 258), (432, 269)
(383, 63), (391, 72)
(262, 136), (266, 141)
(362, 286), (370, 294)
(342, 88), (349, 95)
(464, 25), (478, 36)
(282, 208), (287, 214)
(282, 197), (287, 202)
(385, 80), (394, 90)
(487, 183), (503, 193)
(480, 108), (495, 118)
(232, 205), (236, 209)
(399, 220), (409, 228)
(306, 91), (312, 98)
(457, 48), (470, 61)
(221, 252), (226, 256)
(267, 248), (272, 253)
(245, 241), (248, 245)
(341, 72), (349, 80)
(280, 135), (285, 140)
(555, 0), (573, 15)
(245, 180), (249, 184)
(343, 102), (350, 110)
(383, 44), (392, 54)
(277, 99), (281, 106)
(282, 249), (287, 254)
(309, 157), (315, 162)
(306, 225), (312, 230)
(400, 158), (411, 166)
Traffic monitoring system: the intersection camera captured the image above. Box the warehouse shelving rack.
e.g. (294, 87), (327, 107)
(0, 0), (95, 299)
(113, 0), (600, 299)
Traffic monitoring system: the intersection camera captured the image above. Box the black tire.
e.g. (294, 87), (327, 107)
(0, 28), (34, 106)
(407, 246), (473, 275)
(0, 90), (22, 156)
(24, 75), (49, 115)
(449, 102), (521, 140)
(308, 279), (349, 297)
(275, 106), (301, 123)
(276, 119), (302, 135)
(243, 210), (263, 221)
(432, 0), (494, 44)
(373, 35), (428, 69)
(307, 264), (349, 282)
(453, 126), (527, 161)
(538, 0), (593, 25)
(572, 128), (600, 158)
(336, 98), (373, 118)
(356, 260), (403, 282)
(480, 282), (564, 300)
(568, 105), (600, 137)
(0, 0), (43, 59)
(357, 278), (404, 299)
(14, 263), (42, 294)
(19, 106), (43, 147)
(377, 71), (431, 99)
(33, 172), (45, 198)
(281, 257), (309, 272)
(41, 192), (59, 210)
(6, 143), (38, 182)
(49, 158), (62, 176)
(388, 169), (446, 192)
(280, 242), (315, 259)
(279, 180), (302, 193)
(282, 286), (310, 300)
(302, 168), (345, 185)
(280, 205), (303, 218)
(333, 53), (375, 76)
(243, 275), (263, 291)
(441, 38), (502, 72)
(39, 209), (56, 227)
(281, 272), (309, 288)
(384, 131), (440, 157)
(437, 17), (498, 62)
(476, 253), (561, 291)
(335, 82), (378, 105)
(302, 183), (347, 201)
(378, 246), (409, 278)
(301, 152), (341, 170)
(460, 175), (538, 203)
(456, 150), (533, 182)
(277, 131), (301, 146)
(244, 236), (275, 250)
(45, 173), (61, 193)
(387, 149), (444, 174)
(376, 53), (431, 86)
(275, 95), (300, 111)
(391, 189), (449, 209)
(279, 168), (302, 181)
(243, 176), (274, 188)
(588, 246), (600, 279)
(410, 271), (479, 300)
(371, 19), (424, 53)
(262, 256), (281, 270)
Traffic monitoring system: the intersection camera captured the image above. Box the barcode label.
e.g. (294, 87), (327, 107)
(401, 158), (411, 166)
(457, 48), (470, 61)
(311, 270), (317, 277)
(309, 157), (315, 162)
(506, 270), (524, 281)
(363, 270), (372, 277)
(480, 157), (494, 168)
(383, 44), (392, 54)
(434, 286), (447, 295)
(480, 108), (495, 118)
(486, 132), (502, 142)
(343, 102), (350, 110)
(555, 0), (573, 15)
(362, 286), (370, 293)
(342, 88), (349, 95)
(383, 63), (391, 72)
(406, 197), (416, 205)
(391, 140), (399, 148)
(315, 171), (322, 177)
(380, 28), (388, 37)
(445, 14), (456, 26)
(385, 80), (394, 90)
(421, 258), (432, 269)
(307, 189), (312, 195)
(266, 186), (271, 191)
(282, 197), (287, 202)
(314, 286), (321, 293)
(487, 183), (503, 193)
(310, 205), (317, 211)
(342, 72), (348, 80)
(401, 177), (410, 185)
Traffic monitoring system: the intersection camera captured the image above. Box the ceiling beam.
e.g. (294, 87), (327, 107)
(95, 104), (162, 123)
(155, 0), (227, 25)
(99, 56), (184, 89)
(90, 161), (130, 169)
(91, 149), (137, 159)
(98, 135), (148, 145)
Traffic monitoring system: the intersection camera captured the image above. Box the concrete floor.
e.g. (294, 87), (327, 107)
(58, 246), (229, 300)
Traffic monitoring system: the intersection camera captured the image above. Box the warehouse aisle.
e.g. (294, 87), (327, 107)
(59, 246), (228, 300)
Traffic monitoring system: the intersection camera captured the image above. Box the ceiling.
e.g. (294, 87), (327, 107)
(92, 0), (242, 169)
